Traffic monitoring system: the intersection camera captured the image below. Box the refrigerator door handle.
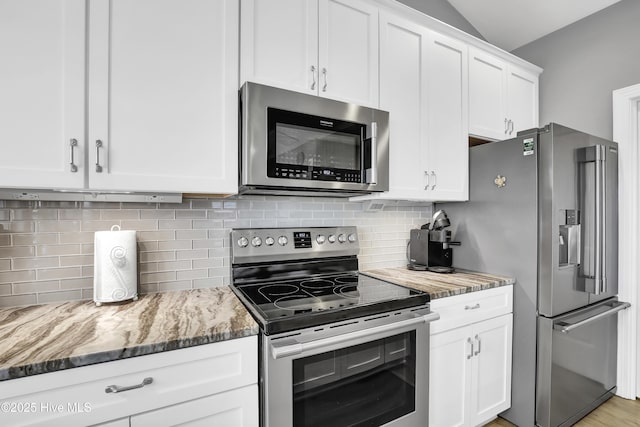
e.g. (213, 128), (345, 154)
(553, 301), (630, 333)
(577, 145), (607, 295)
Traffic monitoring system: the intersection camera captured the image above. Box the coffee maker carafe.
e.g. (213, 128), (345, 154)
(407, 210), (460, 273)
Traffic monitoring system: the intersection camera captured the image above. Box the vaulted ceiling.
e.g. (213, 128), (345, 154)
(447, 0), (623, 51)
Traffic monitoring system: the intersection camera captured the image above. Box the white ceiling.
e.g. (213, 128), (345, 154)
(447, 0), (623, 51)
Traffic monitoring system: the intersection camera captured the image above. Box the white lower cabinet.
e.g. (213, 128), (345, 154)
(0, 336), (257, 427)
(429, 287), (513, 427)
(130, 384), (257, 427)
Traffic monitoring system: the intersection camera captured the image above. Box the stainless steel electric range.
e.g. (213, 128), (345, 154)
(230, 226), (439, 427)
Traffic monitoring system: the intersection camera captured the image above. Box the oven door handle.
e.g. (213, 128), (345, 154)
(270, 311), (440, 359)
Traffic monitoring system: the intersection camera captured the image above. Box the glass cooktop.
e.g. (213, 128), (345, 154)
(231, 272), (429, 335)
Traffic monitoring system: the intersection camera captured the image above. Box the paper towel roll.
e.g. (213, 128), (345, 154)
(94, 225), (138, 305)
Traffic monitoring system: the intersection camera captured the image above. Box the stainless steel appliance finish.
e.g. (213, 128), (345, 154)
(239, 82), (389, 196)
(230, 226), (437, 427)
(438, 123), (630, 427)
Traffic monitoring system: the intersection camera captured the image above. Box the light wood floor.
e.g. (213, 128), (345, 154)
(483, 396), (640, 426)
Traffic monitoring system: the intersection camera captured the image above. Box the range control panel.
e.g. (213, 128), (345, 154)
(231, 227), (359, 264)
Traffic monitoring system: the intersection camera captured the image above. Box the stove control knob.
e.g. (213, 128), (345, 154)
(316, 235), (326, 245)
(348, 233), (357, 243)
(338, 233), (347, 243)
(265, 236), (275, 246)
(278, 236), (288, 246)
(328, 234), (336, 244)
(237, 236), (249, 248)
(251, 236), (262, 247)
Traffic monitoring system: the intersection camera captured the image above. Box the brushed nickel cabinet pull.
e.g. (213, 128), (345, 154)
(322, 67), (328, 92)
(311, 65), (317, 90)
(467, 337), (474, 359)
(464, 303), (480, 310)
(69, 139), (78, 173)
(504, 118), (508, 134)
(95, 140), (103, 173)
(430, 171), (437, 190)
(105, 377), (153, 394)
(424, 171), (430, 190)
(474, 334), (481, 356)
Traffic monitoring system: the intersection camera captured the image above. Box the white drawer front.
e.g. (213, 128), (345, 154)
(430, 286), (513, 334)
(0, 336), (257, 427)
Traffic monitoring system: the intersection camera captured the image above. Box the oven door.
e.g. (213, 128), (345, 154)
(263, 310), (438, 427)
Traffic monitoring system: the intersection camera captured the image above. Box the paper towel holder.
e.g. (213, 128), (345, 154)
(94, 225), (138, 306)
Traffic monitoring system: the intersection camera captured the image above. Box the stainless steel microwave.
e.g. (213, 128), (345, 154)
(239, 82), (389, 197)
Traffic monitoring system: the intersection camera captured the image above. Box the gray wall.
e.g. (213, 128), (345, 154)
(512, 0), (640, 140)
(396, 0), (484, 40)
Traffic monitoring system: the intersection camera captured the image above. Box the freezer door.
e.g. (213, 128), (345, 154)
(536, 298), (629, 427)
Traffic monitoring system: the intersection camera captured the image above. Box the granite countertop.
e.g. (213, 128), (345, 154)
(363, 267), (514, 299)
(0, 288), (258, 381)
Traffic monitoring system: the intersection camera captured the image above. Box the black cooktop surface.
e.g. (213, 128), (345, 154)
(231, 272), (429, 335)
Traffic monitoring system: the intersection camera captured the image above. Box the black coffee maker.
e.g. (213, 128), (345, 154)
(407, 210), (460, 273)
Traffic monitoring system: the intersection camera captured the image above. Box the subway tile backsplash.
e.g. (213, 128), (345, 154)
(0, 196), (432, 307)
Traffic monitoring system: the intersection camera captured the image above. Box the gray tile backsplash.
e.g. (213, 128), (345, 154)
(0, 196), (432, 307)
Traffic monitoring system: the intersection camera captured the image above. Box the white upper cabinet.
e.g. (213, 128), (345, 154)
(423, 31), (468, 201)
(353, 12), (467, 202)
(88, 0), (238, 194)
(0, 0), (85, 190)
(469, 47), (538, 141)
(240, 0), (318, 96)
(240, 0), (379, 107)
(0, 0), (238, 195)
(376, 12), (429, 200)
(318, 0), (379, 106)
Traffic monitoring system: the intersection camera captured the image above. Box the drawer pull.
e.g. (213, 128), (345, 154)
(467, 337), (473, 359)
(105, 377), (153, 394)
(464, 303), (480, 310)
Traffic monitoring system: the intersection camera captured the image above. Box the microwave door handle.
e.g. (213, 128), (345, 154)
(366, 122), (377, 185)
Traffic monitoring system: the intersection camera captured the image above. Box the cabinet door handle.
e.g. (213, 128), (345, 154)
(474, 334), (481, 356)
(424, 171), (430, 190)
(430, 171), (437, 190)
(467, 337), (474, 359)
(464, 303), (480, 310)
(322, 67), (328, 92)
(69, 139), (78, 173)
(508, 119), (514, 135)
(504, 118), (509, 134)
(310, 65), (317, 90)
(95, 140), (103, 173)
(105, 377), (153, 394)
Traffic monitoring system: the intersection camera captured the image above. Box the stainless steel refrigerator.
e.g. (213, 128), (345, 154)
(438, 123), (631, 427)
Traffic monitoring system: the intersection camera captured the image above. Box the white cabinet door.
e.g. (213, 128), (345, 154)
(376, 12), (428, 200)
(471, 313), (513, 426)
(424, 31), (468, 201)
(469, 47), (539, 141)
(318, 0), (378, 107)
(240, 0), (318, 95)
(429, 299), (513, 427)
(130, 385), (258, 427)
(429, 326), (472, 427)
(240, 0), (378, 107)
(88, 0), (238, 194)
(0, 0), (85, 190)
(468, 47), (508, 141)
(507, 65), (538, 136)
